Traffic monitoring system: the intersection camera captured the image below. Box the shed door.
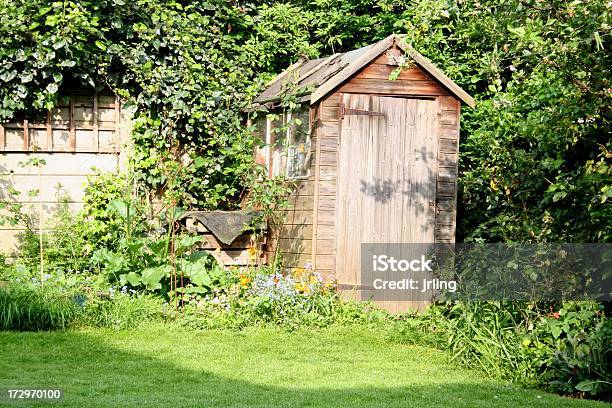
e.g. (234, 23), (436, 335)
(335, 94), (438, 299)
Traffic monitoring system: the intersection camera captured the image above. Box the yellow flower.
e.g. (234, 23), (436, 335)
(239, 273), (251, 288)
(247, 246), (257, 261)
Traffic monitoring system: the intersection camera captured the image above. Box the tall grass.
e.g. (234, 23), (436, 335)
(81, 293), (165, 329)
(0, 285), (80, 331)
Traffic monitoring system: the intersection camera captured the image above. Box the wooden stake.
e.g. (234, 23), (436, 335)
(46, 111), (52, 151)
(38, 157), (44, 287)
(69, 92), (76, 151)
(23, 119), (29, 151)
(0, 123), (5, 151)
(93, 88), (99, 152)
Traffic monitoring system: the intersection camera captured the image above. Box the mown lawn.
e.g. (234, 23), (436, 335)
(0, 324), (606, 407)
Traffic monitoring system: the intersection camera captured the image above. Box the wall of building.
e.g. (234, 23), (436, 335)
(0, 87), (129, 255)
(273, 107), (319, 271)
(0, 153), (121, 253)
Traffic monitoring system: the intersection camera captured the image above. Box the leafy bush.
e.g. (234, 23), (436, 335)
(399, 301), (611, 399)
(179, 265), (387, 330)
(538, 303), (611, 397)
(81, 170), (147, 249)
(0, 284), (80, 331)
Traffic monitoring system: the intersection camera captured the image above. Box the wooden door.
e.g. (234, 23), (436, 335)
(335, 93), (438, 311)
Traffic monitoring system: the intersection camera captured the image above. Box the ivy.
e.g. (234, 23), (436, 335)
(1, 0), (610, 242)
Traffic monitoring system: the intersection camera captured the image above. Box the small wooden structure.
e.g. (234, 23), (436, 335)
(181, 211), (267, 266)
(249, 34), (474, 311)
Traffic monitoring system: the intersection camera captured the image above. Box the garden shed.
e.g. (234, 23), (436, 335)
(250, 34), (474, 311)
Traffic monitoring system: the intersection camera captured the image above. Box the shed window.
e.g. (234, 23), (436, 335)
(253, 106), (311, 179)
(0, 87), (120, 153)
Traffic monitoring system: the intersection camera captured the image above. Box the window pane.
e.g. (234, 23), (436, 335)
(252, 114), (267, 167)
(269, 112), (286, 177)
(287, 107), (311, 178)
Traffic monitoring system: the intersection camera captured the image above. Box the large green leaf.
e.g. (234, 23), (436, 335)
(140, 265), (172, 291)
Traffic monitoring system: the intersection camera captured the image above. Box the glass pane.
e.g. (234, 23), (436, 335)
(99, 130), (116, 150)
(269, 112), (286, 177)
(252, 114), (267, 167)
(51, 107), (70, 125)
(287, 107), (311, 178)
(76, 130), (95, 149)
(74, 106), (94, 126)
(5, 128), (24, 150)
(52, 129), (70, 147)
(97, 107), (115, 123)
(29, 129), (48, 151)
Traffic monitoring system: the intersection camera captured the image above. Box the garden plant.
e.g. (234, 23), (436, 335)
(0, 0), (610, 406)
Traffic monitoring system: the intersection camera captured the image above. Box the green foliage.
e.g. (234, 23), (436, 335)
(2, 0), (609, 240)
(0, 181), (93, 275)
(81, 292), (165, 330)
(539, 303), (611, 397)
(0, 284), (80, 331)
(81, 170), (145, 248)
(179, 265), (385, 330)
(399, 301), (611, 399)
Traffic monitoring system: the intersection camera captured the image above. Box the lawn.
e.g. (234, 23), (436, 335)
(0, 324), (606, 408)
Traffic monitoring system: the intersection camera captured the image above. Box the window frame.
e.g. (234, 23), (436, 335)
(252, 105), (312, 180)
(0, 87), (121, 153)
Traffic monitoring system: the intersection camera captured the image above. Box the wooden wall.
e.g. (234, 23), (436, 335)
(310, 94), (341, 277)
(435, 96), (460, 244)
(272, 109), (320, 270)
(0, 154), (122, 253)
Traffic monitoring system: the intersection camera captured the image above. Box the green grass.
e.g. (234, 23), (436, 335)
(0, 324), (606, 407)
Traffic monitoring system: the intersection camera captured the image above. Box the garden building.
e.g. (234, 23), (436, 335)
(250, 34), (474, 311)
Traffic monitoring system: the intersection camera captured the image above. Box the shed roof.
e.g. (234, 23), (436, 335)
(253, 34), (475, 108)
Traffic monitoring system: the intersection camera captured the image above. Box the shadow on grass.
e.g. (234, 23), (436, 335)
(0, 328), (603, 408)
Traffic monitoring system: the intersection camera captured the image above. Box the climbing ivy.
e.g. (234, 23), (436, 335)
(1, 0), (610, 242)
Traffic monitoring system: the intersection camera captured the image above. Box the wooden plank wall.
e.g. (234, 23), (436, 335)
(272, 110), (319, 270)
(337, 49), (448, 97)
(0, 89), (121, 153)
(435, 96), (460, 243)
(0, 154), (121, 253)
(312, 94), (341, 277)
(0, 88), (131, 255)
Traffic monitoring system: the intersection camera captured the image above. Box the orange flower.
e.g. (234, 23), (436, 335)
(239, 273), (251, 288)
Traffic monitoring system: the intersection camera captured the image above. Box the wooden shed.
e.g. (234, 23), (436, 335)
(249, 34), (474, 310)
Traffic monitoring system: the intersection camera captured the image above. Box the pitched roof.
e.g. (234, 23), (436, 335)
(252, 34), (475, 108)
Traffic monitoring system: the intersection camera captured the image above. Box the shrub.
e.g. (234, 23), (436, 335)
(538, 302), (611, 397)
(0, 284), (81, 331)
(398, 301), (611, 399)
(179, 265), (387, 330)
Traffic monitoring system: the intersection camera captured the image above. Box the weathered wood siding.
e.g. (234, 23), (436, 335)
(0, 153), (122, 253)
(311, 93), (341, 277)
(435, 96), (460, 243)
(272, 109), (319, 269)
